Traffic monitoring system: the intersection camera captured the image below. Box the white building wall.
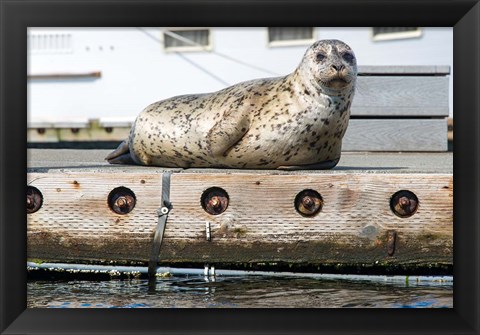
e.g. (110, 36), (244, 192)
(28, 27), (453, 123)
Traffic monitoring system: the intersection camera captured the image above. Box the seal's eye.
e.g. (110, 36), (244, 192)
(342, 52), (355, 63)
(316, 53), (326, 62)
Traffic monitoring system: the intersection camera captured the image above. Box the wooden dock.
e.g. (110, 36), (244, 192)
(27, 150), (453, 274)
(26, 66), (452, 274)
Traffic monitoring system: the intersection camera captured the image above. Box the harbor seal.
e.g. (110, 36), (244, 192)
(106, 39), (357, 170)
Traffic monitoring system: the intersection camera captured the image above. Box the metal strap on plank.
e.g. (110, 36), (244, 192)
(148, 172), (173, 280)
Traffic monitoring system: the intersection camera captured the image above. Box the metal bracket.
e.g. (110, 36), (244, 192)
(148, 172), (173, 280)
(387, 230), (397, 256)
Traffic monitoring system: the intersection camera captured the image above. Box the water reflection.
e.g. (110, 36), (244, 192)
(27, 275), (452, 308)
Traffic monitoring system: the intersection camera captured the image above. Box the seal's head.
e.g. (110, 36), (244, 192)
(298, 39), (357, 95)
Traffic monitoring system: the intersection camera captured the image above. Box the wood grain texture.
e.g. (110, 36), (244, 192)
(27, 172), (161, 261)
(27, 171), (453, 269)
(358, 65), (450, 75)
(351, 76), (449, 117)
(343, 119), (447, 152)
(351, 106), (449, 117)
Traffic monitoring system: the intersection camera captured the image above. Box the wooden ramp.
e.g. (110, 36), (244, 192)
(27, 150), (453, 274)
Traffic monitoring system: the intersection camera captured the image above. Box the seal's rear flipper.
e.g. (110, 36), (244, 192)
(105, 141), (134, 165)
(107, 153), (136, 165)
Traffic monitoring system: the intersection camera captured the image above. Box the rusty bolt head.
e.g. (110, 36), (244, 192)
(302, 196), (315, 209)
(295, 189), (323, 217)
(27, 186), (43, 214)
(201, 187), (229, 215)
(209, 196), (222, 209)
(108, 187), (136, 215)
(114, 196), (133, 210)
(390, 190), (418, 218)
(398, 197), (410, 209)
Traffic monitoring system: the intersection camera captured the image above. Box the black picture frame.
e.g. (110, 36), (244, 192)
(1, 0), (479, 334)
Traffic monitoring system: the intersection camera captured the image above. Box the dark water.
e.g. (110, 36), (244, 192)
(27, 275), (453, 308)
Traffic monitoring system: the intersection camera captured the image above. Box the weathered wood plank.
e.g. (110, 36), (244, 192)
(343, 119), (447, 151)
(26, 150), (453, 174)
(27, 171), (453, 269)
(358, 65), (450, 75)
(352, 76), (449, 116)
(351, 106), (449, 117)
(27, 172), (162, 262)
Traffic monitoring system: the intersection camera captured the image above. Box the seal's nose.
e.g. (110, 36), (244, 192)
(331, 64), (345, 72)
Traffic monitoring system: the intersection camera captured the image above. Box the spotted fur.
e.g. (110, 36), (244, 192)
(106, 39), (357, 169)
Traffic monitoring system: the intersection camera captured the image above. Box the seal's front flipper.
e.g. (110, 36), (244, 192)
(277, 158), (340, 170)
(206, 109), (251, 157)
(105, 140), (134, 165)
